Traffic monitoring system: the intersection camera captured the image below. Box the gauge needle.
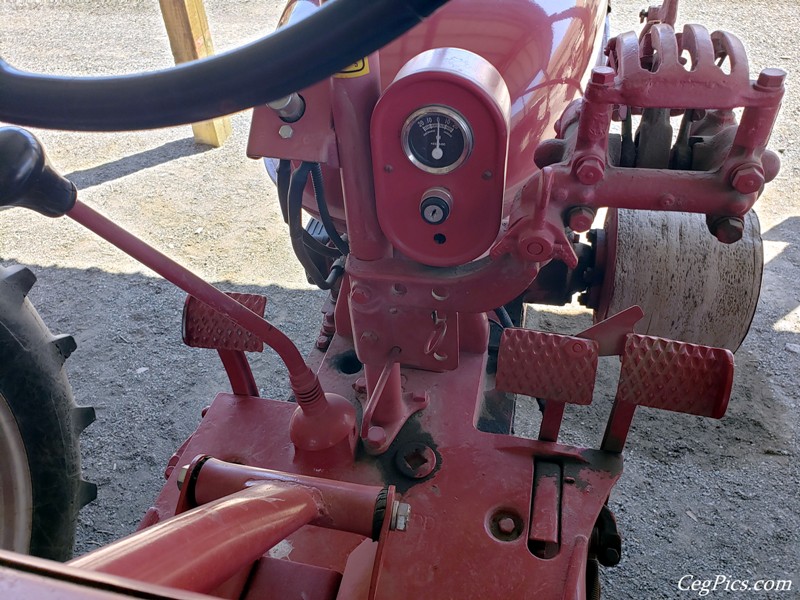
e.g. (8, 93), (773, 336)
(432, 118), (444, 160)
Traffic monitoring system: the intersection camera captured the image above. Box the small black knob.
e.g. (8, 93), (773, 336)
(0, 127), (76, 217)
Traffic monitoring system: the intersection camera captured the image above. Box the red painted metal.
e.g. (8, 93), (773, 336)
(139, 331), (621, 598)
(616, 334), (733, 417)
(66, 201), (308, 379)
(496, 330), (598, 405)
(246, 1), (339, 170)
(378, 0), (608, 198)
(65, 201), (358, 459)
(186, 457), (390, 539)
(576, 305), (644, 356)
(371, 47), (510, 267)
(244, 557), (341, 600)
(183, 289), (264, 395)
(529, 461), (561, 557)
(601, 334), (734, 453)
(0, 550), (214, 600)
(70, 484), (321, 593)
(182, 293), (267, 353)
(216, 350), (259, 397)
(0, 1), (786, 599)
(247, 1), (608, 222)
(501, 27), (785, 275)
(330, 52), (390, 262)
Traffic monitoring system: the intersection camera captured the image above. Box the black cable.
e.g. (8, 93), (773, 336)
(287, 162), (343, 290)
(0, 0), (450, 131)
(278, 159), (339, 258)
(495, 306), (515, 329)
(303, 230), (341, 258)
(310, 163), (349, 255)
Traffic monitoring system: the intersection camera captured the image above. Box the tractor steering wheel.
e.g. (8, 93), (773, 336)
(0, 0), (449, 131)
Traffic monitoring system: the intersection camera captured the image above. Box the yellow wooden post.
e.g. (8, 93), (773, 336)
(158, 0), (232, 147)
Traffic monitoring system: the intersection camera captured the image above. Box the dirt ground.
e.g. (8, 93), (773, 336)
(0, 1), (797, 598)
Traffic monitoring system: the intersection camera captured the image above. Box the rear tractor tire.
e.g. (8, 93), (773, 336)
(0, 264), (96, 560)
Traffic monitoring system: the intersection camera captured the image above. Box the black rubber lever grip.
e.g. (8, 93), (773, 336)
(0, 0), (450, 132)
(0, 127), (76, 217)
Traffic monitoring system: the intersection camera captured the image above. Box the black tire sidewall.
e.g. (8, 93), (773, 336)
(0, 280), (82, 561)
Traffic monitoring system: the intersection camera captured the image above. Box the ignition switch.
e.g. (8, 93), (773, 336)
(420, 188), (452, 225)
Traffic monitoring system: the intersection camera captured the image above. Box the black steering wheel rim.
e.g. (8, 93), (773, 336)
(0, 0), (449, 132)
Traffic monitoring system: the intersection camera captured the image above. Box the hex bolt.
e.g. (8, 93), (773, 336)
(498, 517), (516, 535)
(278, 125), (294, 139)
(366, 426), (387, 448)
(390, 501), (411, 531)
(574, 156), (605, 185)
(756, 68), (787, 90)
(708, 216), (744, 244)
(730, 165), (764, 195)
(590, 66), (616, 86)
(566, 206), (596, 232)
(315, 334), (330, 351)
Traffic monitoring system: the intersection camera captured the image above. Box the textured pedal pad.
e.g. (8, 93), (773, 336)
(182, 293), (266, 352)
(616, 334), (733, 418)
(495, 329), (598, 405)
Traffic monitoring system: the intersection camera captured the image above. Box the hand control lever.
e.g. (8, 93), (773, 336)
(0, 126), (76, 217)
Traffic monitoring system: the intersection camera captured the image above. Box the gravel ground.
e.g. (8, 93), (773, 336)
(0, 1), (797, 598)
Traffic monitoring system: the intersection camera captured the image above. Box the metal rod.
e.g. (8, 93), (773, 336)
(217, 350), (259, 396)
(67, 201), (328, 411)
(191, 457), (386, 539)
(69, 483), (320, 593)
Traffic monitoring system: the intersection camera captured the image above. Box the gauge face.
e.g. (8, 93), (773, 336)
(401, 106), (473, 174)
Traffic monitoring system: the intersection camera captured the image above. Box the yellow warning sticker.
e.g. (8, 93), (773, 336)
(334, 57), (370, 78)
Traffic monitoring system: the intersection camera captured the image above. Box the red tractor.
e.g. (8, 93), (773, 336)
(0, 0), (785, 597)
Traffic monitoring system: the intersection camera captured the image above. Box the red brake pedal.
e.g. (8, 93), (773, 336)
(182, 293), (267, 352)
(495, 329), (598, 405)
(616, 334), (733, 418)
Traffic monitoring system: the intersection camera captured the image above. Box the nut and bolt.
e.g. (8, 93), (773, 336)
(566, 206), (596, 232)
(278, 125), (294, 139)
(708, 216), (744, 244)
(390, 501), (411, 531)
(730, 165), (764, 195)
(574, 156), (605, 185)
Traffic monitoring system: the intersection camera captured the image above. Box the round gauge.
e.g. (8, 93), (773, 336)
(401, 106), (473, 174)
